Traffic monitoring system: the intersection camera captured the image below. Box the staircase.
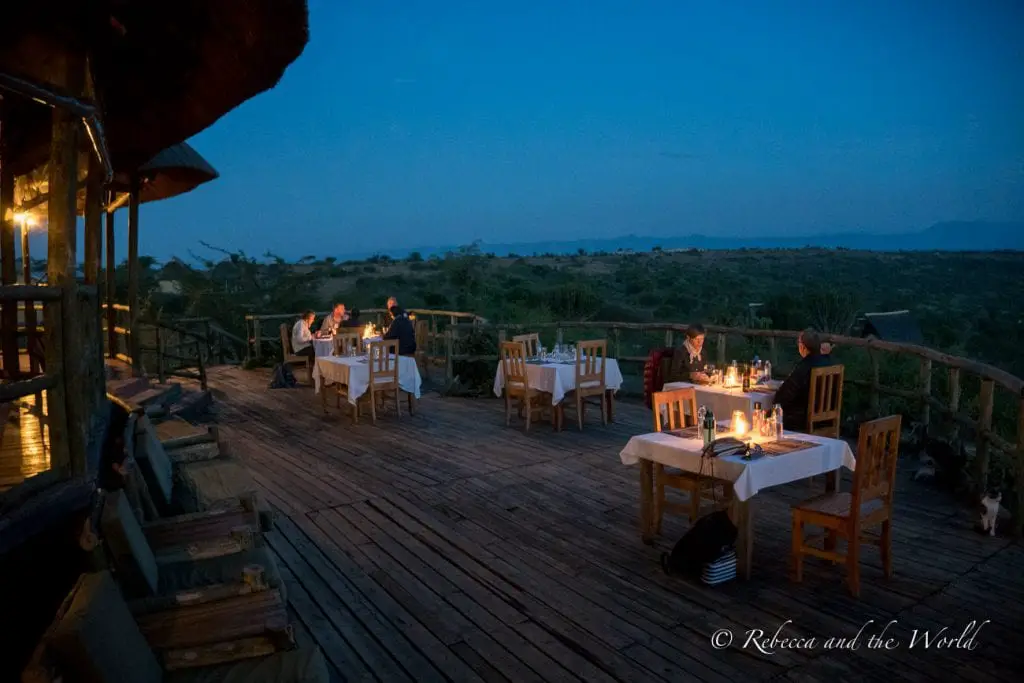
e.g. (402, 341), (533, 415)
(105, 359), (213, 428)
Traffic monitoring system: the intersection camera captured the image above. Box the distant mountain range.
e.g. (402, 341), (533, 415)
(336, 221), (1023, 261)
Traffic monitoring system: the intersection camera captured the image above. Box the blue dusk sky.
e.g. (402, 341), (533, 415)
(124, 0), (1023, 262)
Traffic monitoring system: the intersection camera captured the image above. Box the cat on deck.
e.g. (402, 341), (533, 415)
(978, 490), (1002, 537)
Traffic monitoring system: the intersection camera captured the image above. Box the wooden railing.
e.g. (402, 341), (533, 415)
(101, 302), (131, 366)
(244, 308), (484, 363)
(443, 319), (1024, 534)
(137, 319), (208, 391)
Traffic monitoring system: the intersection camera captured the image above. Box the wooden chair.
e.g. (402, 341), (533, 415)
(650, 388), (731, 530)
(499, 341), (549, 430)
(278, 323), (312, 383)
(361, 339), (401, 425)
(562, 339), (607, 431)
(808, 364), (844, 437)
(512, 332), (540, 358)
(791, 415), (902, 597)
(333, 332), (361, 356)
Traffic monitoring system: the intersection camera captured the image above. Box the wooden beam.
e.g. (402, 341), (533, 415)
(1015, 398), (1024, 537)
(105, 206), (116, 358)
(20, 222), (39, 373)
(973, 380), (994, 495)
(84, 153), (105, 410)
(0, 107), (18, 378)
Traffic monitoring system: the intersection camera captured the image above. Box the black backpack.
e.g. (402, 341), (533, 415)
(269, 363), (298, 389)
(661, 509), (737, 577)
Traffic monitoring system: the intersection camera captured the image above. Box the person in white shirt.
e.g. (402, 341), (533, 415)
(291, 310), (316, 359)
(320, 303), (346, 336)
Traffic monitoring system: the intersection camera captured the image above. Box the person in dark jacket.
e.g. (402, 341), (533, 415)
(383, 305), (417, 356)
(773, 328), (835, 431)
(341, 307), (362, 328)
(664, 323), (713, 384)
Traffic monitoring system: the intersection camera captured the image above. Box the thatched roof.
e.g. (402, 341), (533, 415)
(860, 310), (924, 344)
(1, 0), (309, 175)
(14, 142), (219, 219)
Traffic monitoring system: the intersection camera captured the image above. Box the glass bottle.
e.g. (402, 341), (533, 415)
(764, 360), (772, 381)
(752, 401), (762, 435)
(773, 404), (784, 440)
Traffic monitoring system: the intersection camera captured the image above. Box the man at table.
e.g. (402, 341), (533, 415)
(342, 307), (362, 328)
(383, 305), (417, 356)
(383, 296), (398, 328)
(773, 327), (834, 431)
(665, 323), (713, 384)
(319, 303), (346, 336)
(291, 310), (316, 360)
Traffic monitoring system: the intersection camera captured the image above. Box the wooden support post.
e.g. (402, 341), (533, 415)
(716, 333), (726, 367)
(870, 351), (880, 414)
(613, 327), (621, 359)
(1014, 398), (1024, 538)
(127, 175), (141, 375)
(105, 208), (116, 358)
(972, 380), (994, 495)
(21, 224), (39, 374)
(919, 358), (932, 434)
(253, 318), (262, 362)
(85, 153), (105, 408)
(768, 336), (778, 369)
(197, 339), (208, 391)
(497, 329), (506, 343)
(156, 325), (166, 385)
(0, 116), (18, 378)
(47, 53), (85, 475)
(664, 330), (674, 348)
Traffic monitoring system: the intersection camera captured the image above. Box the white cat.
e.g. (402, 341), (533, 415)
(979, 491), (1002, 537)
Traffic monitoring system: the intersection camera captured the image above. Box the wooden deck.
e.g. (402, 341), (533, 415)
(204, 365), (1021, 682)
(0, 390), (50, 493)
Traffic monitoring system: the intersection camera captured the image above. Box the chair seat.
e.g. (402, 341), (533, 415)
(371, 376), (398, 385)
(794, 491), (883, 519)
(578, 379), (604, 390)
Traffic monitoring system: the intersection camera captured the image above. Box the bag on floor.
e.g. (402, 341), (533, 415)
(269, 363), (297, 389)
(661, 509), (737, 577)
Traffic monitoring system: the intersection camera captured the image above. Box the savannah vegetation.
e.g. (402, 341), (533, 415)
(116, 243), (1024, 499)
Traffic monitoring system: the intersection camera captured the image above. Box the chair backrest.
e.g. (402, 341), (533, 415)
(334, 332), (361, 356)
(43, 571), (163, 683)
(132, 416), (174, 511)
(368, 339), (399, 385)
(279, 323), (293, 357)
(512, 333), (540, 358)
(807, 364), (844, 437)
(575, 339), (607, 388)
(100, 491), (160, 597)
(851, 415), (902, 513)
(499, 341), (529, 387)
(651, 387), (697, 432)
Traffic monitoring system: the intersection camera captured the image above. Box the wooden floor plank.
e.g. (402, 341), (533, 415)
(195, 366), (1024, 683)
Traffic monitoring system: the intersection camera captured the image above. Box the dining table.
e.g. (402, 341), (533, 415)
(662, 379), (780, 424)
(313, 354), (421, 405)
(619, 422), (855, 579)
(492, 356), (625, 415)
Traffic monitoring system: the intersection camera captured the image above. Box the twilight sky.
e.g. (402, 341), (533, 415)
(130, 0), (1023, 261)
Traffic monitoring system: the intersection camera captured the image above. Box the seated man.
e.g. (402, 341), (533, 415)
(383, 296), (398, 328)
(320, 303), (346, 336)
(291, 310), (316, 359)
(383, 305), (417, 356)
(342, 306), (362, 328)
(664, 323), (713, 384)
(773, 327), (835, 431)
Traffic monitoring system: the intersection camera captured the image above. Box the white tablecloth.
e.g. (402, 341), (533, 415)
(493, 359), (624, 405)
(313, 355), (422, 404)
(663, 381), (777, 423)
(619, 427), (856, 502)
(313, 338), (335, 357)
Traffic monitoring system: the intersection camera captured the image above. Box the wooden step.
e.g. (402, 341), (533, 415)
(154, 417), (208, 442)
(170, 389), (214, 422)
(106, 376), (151, 400)
(129, 382), (182, 408)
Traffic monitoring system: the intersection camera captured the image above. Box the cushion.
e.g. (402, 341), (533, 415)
(45, 571), (163, 683)
(174, 458), (259, 514)
(165, 646), (329, 683)
(136, 417), (176, 509)
(101, 490), (160, 596)
(157, 546), (284, 600)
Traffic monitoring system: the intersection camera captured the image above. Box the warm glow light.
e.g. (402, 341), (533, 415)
(725, 366), (739, 387)
(13, 212), (36, 226)
(361, 323), (377, 340)
(732, 410), (748, 437)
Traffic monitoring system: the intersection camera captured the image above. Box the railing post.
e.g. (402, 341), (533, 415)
(716, 333), (726, 367)
(556, 327), (564, 347)
(253, 317), (262, 362)
(870, 351), (880, 414)
(613, 327), (621, 359)
(497, 329), (506, 343)
(972, 380), (994, 495)
(1014, 397), (1024, 537)
(919, 359), (932, 433)
(197, 339), (208, 391)
(768, 336), (778, 369)
(665, 330), (674, 348)
(445, 329), (454, 384)
(156, 325), (166, 385)
(947, 367), (961, 441)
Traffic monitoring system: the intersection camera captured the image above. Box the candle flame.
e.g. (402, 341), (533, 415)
(362, 323), (376, 340)
(732, 410), (748, 437)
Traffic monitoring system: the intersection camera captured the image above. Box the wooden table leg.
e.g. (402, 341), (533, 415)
(640, 459), (654, 544)
(732, 498), (753, 580)
(824, 469), (838, 553)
